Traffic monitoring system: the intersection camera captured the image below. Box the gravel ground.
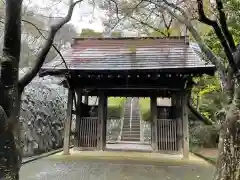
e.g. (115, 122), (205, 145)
(20, 158), (215, 180)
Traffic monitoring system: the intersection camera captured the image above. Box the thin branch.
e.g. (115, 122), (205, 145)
(18, 0), (83, 89)
(22, 19), (68, 68)
(130, 16), (166, 36)
(108, 0), (145, 31)
(147, 0), (226, 78)
(21, 19), (48, 33)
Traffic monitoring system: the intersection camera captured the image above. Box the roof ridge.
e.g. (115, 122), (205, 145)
(73, 36), (188, 41)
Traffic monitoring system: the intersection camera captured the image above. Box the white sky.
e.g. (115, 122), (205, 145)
(70, 1), (105, 32)
(29, 0), (105, 33)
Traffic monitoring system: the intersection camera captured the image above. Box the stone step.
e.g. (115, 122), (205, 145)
(123, 125), (140, 128)
(123, 127), (140, 130)
(121, 137), (141, 141)
(122, 127), (140, 130)
(123, 126), (140, 129)
(124, 117), (139, 119)
(122, 136), (140, 140)
(122, 131), (140, 135)
(123, 128), (140, 130)
(123, 120), (140, 123)
(122, 129), (140, 132)
(123, 121), (140, 124)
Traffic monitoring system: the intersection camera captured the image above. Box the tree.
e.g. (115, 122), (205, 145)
(79, 28), (103, 37)
(79, 28), (123, 38)
(101, 0), (240, 179)
(0, 0), (82, 179)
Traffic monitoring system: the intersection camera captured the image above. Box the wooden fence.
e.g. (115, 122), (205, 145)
(156, 119), (178, 151)
(76, 117), (98, 149)
(75, 117), (122, 149)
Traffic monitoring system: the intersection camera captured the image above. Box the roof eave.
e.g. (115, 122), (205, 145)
(39, 66), (216, 77)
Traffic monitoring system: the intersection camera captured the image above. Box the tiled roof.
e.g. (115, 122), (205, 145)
(41, 36), (214, 72)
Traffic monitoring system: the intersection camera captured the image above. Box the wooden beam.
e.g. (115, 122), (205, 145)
(182, 91), (189, 159)
(63, 87), (73, 155)
(86, 88), (180, 97)
(73, 78), (187, 89)
(150, 96), (157, 152)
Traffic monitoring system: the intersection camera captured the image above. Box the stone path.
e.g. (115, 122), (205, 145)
(20, 152), (215, 180)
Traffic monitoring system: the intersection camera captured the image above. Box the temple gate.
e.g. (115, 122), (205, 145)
(40, 36), (215, 158)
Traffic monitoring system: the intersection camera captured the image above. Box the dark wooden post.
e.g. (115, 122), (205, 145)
(173, 92), (183, 153)
(150, 96), (157, 152)
(97, 92), (106, 150)
(84, 95), (89, 105)
(74, 89), (82, 147)
(182, 91), (189, 158)
(103, 96), (108, 149)
(63, 87), (74, 155)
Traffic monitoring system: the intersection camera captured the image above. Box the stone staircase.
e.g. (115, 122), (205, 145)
(121, 98), (141, 141)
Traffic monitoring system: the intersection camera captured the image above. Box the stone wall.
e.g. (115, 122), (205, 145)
(20, 75), (67, 157)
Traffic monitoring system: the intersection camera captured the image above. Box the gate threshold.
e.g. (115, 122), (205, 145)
(51, 149), (212, 166)
(106, 142), (153, 152)
(107, 141), (150, 145)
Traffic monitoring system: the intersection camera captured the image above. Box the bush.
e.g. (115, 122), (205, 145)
(139, 98), (151, 121)
(189, 122), (219, 149)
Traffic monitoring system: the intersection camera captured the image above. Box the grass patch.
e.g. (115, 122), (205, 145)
(139, 98), (150, 121)
(108, 97), (125, 107)
(108, 97), (126, 119)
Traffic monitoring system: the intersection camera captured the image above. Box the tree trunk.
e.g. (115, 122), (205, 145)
(0, 0), (22, 179)
(0, 88), (22, 180)
(214, 83), (240, 180)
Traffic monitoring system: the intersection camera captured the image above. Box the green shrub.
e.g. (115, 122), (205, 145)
(107, 97), (125, 119)
(189, 122), (219, 149)
(139, 98), (151, 121)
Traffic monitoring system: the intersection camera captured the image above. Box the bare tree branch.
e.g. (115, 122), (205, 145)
(197, 0), (236, 71)
(21, 18), (69, 69)
(146, 0), (227, 85)
(130, 16), (166, 36)
(18, 0), (83, 89)
(106, 0), (145, 32)
(215, 0), (235, 50)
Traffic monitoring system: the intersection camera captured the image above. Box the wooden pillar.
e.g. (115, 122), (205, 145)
(182, 91), (189, 159)
(63, 88), (74, 155)
(84, 95), (89, 105)
(75, 89), (82, 147)
(173, 92), (183, 152)
(103, 96), (108, 149)
(150, 96), (157, 152)
(97, 92), (106, 150)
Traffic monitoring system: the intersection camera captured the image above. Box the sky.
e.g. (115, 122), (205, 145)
(30, 0), (105, 33)
(70, 1), (105, 32)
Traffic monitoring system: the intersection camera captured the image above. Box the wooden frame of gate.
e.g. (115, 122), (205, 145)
(150, 92), (189, 158)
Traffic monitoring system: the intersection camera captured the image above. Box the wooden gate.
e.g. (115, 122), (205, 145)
(76, 117), (98, 149)
(156, 119), (178, 152)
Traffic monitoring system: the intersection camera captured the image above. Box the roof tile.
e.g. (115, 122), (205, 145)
(42, 36), (214, 71)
